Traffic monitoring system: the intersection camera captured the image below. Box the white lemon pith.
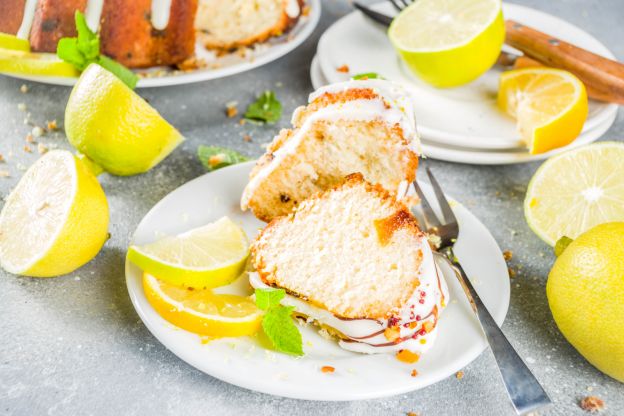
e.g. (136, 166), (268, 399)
(388, 0), (504, 87)
(0, 150), (109, 277)
(143, 273), (262, 337)
(128, 217), (249, 288)
(524, 142), (624, 246)
(64, 64), (184, 176)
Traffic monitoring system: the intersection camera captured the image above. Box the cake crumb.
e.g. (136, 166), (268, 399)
(17, 103), (27, 111)
(46, 120), (58, 131)
(456, 371), (464, 380)
(0, 154), (4, 163)
(321, 366), (335, 373)
(20, 84), (29, 93)
(243, 134), (252, 143)
(580, 396), (604, 413)
(25, 133), (35, 143)
(336, 64), (349, 73)
(508, 267), (516, 279)
(32, 126), (44, 138)
(0, 170), (10, 178)
(23, 145), (32, 153)
(410, 369), (418, 377)
(239, 118), (246, 126)
(37, 143), (48, 154)
(503, 250), (513, 261)
(406, 412), (418, 416)
(225, 101), (238, 118)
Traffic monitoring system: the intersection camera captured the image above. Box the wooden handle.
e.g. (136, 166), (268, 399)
(505, 20), (624, 104)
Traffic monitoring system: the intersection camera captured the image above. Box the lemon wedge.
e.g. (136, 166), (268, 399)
(143, 273), (262, 337)
(388, 0), (504, 87)
(65, 64), (184, 176)
(524, 142), (624, 246)
(0, 150), (109, 277)
(128, 217), (249, 289)
(498, 68), (588, 154)
(0, 33), (30, 51)
(0, 47), (79, 77)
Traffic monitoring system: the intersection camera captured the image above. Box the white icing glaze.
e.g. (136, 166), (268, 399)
(84, 0), (105, 33)
(241, 79), (419, 210)
(285, 0), (301, 19)
(17, 0), (38, 39)
(249, 241), (449, 354)
(151, 0), (173, 30)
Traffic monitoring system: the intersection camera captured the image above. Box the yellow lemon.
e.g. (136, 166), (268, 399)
(547, 222), (624, 382)
(0, 47), (78, 77)
(388, 0), (504, 87)
(0, 150), (109, 277)
(128, 217), (249, 289)
(0, 33), (30, 51)
(65, 64), (184, 176)
(524, 142), (624, 246)
(498, 68), (588, 154)
(143, 273), (262, 337)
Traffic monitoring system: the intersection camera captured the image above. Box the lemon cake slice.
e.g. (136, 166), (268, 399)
(250, 174), (448, 354)
(195, 0), (303, 50)
(241, 79), (420, 222)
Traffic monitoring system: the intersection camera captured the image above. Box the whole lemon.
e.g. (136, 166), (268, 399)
(547, 222), (624, 382)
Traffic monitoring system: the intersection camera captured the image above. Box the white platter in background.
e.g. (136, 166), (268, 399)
(0, 0), (320, 88)
(316, 2), (618, 150)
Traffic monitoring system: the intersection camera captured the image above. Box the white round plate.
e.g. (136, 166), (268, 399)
(125, 161), (510, 400)
(316, 2), (618, 150)
(311, 54), (617, 165)
(0, 0), (320, 88)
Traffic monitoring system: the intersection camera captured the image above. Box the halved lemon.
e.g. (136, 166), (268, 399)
(143, 273), (262, 337)
(0, 150), (109, 277)
(525, 142), (624, 246)
(498, 68), (588, 154)
(0, 47), (79, 77)
(388, 0), (504, 87)
(127, 217), (249, 289)
(0, 33), (30, 51)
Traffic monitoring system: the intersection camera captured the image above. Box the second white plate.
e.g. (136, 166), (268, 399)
(126, 161), (510, 400)
(316, 2), (618, 150)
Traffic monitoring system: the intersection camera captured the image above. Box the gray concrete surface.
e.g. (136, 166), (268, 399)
(1, 1), (623, 415)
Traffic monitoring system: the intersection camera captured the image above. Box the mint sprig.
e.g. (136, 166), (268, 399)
(255, 288), (303, 356)
(244, 91), (282, 124)
(57, 11), (138, 89)
(352, 72), (384, 80)
(197, 146), (249, 172)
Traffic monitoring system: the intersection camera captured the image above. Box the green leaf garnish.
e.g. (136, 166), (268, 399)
(57, 11), (138, 89)
(352, 72), (383, 80)
(244, 91), (282, 124)
(255, 287), (285, 311)
(255, 288), (303, 356)
(197, 145), (249, 172)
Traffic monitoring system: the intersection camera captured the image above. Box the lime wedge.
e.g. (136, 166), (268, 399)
(525, 142), (624, 246)
(388, 0), (504, 87)
(128, 217), (249, 288)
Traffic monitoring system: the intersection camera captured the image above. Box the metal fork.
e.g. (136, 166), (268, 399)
(413, 167), (552, 416)
(352, 0), (413, 27)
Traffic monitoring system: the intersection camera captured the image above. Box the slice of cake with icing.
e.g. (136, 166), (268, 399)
(241, 78), (420, 222)
(250, 174), (448, 355)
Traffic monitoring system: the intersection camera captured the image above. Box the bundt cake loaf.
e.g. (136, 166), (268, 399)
(241, 79), (420, 223)
(250, 174), (448, 354)
(0, 0), (198, 68)
(195, 0), (303, 50)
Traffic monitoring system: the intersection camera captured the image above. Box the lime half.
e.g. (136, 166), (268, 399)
(525, 142), (624, 246)
(388, 0), (504, 87)
(128, 217), (249, 288)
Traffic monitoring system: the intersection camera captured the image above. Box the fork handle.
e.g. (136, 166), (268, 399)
(442, 252), (551, 415)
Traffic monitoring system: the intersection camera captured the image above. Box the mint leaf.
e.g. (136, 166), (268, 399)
(255, 288), (285, 311)
(352, 72), (383, 80)
(74, 11), (99, 61)
(56, 11), (138, 89)
(198, 146), (248, 171)
(56, 38), (87, 70)
(98, 56), (138, 89)
(262, 305), (303, 356)
(244, 91), (282, 124)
